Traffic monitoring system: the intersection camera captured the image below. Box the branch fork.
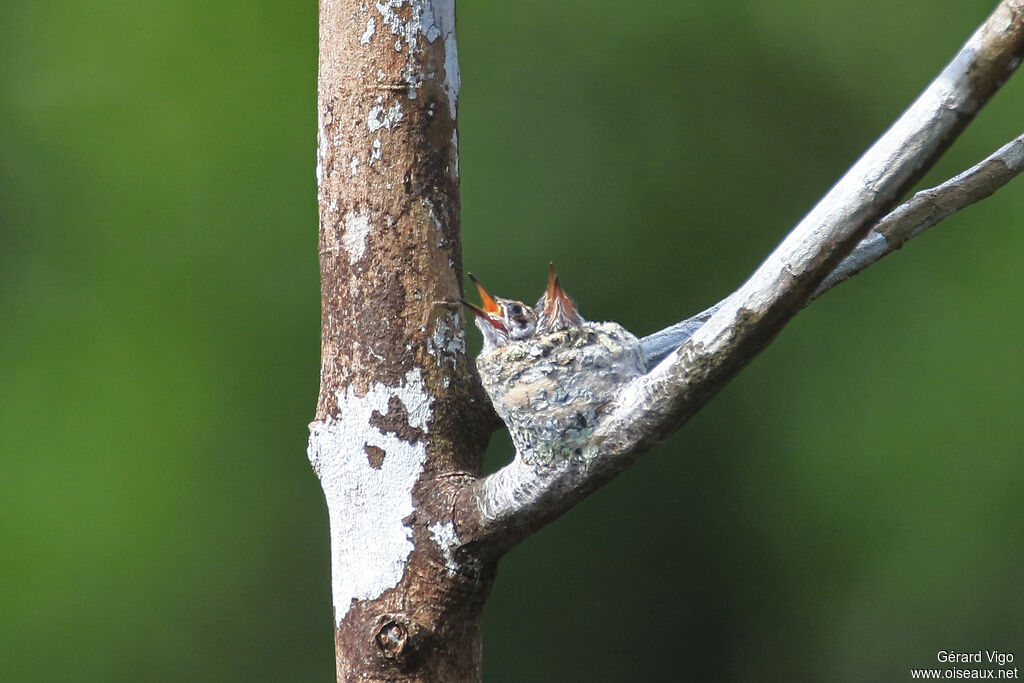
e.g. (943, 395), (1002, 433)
(464, 0), (1024, 555)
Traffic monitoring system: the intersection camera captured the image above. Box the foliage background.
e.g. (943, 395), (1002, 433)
(1, 0), (1021, 680)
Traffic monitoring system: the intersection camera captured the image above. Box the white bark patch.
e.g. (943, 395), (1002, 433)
(367, 101), (404, 132)
(1005, 137), (1024, 167)
(360, 17), (376, 45)
(451, 128), (459, 179)
(315, 109), (328, 190)
(426, 312), (466, 368)
(425, 197), (445, 247)
(428, 521), (460, 576)
(373, 0), (460, 117)
(349, 155), (360, 176)
(307, 369), (433, 624)
(426, 0), (459, 118)
(374, 0), (421, 52)
(342, 210), (372, 264)
(370, 138), (382, 164)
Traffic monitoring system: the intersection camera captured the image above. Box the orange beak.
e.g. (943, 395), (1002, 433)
(544, 262), (574, 316)
(468, 273), (501, 316)
(462, 274), (507, 332)
(460, 299), (507, 330)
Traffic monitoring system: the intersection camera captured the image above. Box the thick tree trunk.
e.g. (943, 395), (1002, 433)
(309, 0), (493, 679)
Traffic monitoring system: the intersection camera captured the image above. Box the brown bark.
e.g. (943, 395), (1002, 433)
(314, 0), (495, 679)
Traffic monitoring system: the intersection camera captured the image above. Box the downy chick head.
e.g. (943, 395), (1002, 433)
(462, 274), (537, 353)
(535, 263), (584, 334)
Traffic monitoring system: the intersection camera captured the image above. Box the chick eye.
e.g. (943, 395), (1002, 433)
(509, 304), (523, 315)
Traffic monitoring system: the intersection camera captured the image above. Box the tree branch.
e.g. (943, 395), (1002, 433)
(815, 131), (1024, 295)
(465, 1), (1024, 554)
(641, 131), (1024, 366)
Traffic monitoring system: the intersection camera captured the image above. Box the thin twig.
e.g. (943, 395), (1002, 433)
(641, 132), (1024, 366)
(815, 132), (1024, 295)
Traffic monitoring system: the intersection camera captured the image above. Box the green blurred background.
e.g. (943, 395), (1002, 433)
(2, 0), (1021, 680)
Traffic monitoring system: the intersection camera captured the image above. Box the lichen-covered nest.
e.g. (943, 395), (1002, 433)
(476, 322), (646, 466)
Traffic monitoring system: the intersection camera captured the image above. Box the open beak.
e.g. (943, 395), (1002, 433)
(463, 274), (506, 331)
(460, 299), (507, 331)
(468, 274), (503, 315)
(541, 262), (578, 326)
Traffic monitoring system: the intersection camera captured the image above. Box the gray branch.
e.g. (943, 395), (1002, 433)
(470, 1), (1024, 552)
(814, 132), (1024, 295)
(641, 132), (1024, 366)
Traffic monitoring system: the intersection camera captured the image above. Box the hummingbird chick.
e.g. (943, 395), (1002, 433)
(468, 266), (646, 468)
(461, 274), (537, 353)
(535, 262), (583, 333)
